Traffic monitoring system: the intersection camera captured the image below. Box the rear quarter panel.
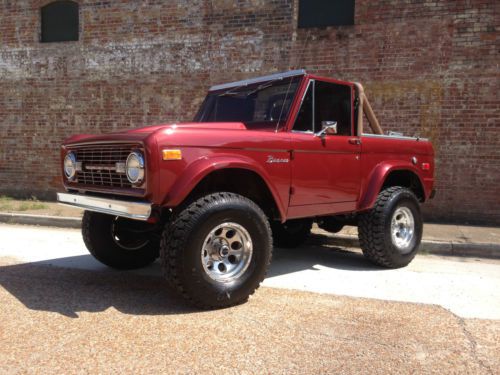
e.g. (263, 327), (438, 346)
(359, 135), (435, 210)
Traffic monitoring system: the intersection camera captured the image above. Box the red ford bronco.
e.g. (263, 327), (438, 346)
(58, 70), (435, 308)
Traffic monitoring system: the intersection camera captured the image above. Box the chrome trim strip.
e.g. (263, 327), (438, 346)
(209, 69), (307, 92)
(164, 145), (290, 153)
(57, 193), (152, 221)
(294, 149), (356, 155)
(64, 141), (144, 147)
(362, 133), (428, 141)
(241, 147), (289, 153)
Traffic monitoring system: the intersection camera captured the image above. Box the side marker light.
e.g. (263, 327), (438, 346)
(162, 149), (182, 161)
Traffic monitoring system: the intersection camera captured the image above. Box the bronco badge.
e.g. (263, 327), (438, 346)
(266, 155), (289, 164)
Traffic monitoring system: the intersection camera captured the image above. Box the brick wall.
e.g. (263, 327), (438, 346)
(0, 0), (498, 224)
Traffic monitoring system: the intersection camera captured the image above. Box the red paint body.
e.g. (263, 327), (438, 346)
(61, 74), (435, 222)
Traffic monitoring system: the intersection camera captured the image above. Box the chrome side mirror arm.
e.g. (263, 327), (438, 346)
(315, 121), (338, 138)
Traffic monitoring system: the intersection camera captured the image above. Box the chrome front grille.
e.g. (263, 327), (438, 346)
(71, 144), (139, 189)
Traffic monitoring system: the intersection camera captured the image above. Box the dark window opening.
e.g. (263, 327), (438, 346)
(298, 0), (355, 28)
(293, 80), (352, 136)
(41, 1), (79, 43)
(315, 81), (352, 136)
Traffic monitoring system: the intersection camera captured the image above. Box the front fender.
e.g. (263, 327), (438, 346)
(358, 161), (425, 211)
(162, 155), (288, 220)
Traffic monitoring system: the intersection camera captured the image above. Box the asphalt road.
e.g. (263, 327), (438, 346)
(0, 223), (499, 374)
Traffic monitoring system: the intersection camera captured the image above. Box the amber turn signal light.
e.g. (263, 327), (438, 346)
(162, 149), (182, 160)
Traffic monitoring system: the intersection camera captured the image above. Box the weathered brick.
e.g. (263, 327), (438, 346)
(0, 0), (498, 224)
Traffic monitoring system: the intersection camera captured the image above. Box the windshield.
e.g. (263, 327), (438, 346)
(194, 76), (301, 130)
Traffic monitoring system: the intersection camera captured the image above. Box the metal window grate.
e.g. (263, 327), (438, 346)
(298, 0), (355, 29)
(41, 1), (79, 43)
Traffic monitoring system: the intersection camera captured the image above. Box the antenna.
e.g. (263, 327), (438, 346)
(294, 28), (311, 71)
(274, 29), (312, 133)
(275, 78), (294, 133)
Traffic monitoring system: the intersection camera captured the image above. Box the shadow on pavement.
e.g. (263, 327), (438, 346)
(0, 259), (194, 318)
(268, 233), (382, 277)
(0, 233), (381, 317)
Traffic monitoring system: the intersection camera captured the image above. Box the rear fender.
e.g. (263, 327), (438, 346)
(358, 162), (425, 211)
(162, 155), (287, 220)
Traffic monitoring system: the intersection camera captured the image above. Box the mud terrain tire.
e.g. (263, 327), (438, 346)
(358, 186), (423, 268)
(82, 211), (159, 270)
(160, 192), (272, 309)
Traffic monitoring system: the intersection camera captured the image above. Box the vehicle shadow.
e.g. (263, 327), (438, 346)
(268, 232), (382, 278)
(0, 259), (194, 318)
(0, 232), (380, 317)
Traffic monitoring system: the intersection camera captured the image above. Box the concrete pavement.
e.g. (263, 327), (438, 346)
(0, 223), (499, 374)
(1, 223), (499, 320)
(1, 210), (499, 259)
(1, 262), (498, 374)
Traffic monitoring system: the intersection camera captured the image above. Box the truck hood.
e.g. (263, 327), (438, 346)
(63, 122), (247, 145)
(125, 122), (247, 134)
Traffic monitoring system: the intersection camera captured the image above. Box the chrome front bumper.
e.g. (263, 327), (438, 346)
(57, 192), (152, 221)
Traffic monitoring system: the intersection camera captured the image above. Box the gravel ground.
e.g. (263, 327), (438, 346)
(0, 257), (498, 374)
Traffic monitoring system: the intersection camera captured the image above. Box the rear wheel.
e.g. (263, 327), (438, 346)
(271, 219), (312, 248)
(358, 186), (423, 268)
(82, 211), (159, 270)
(160, 192), (272, 309)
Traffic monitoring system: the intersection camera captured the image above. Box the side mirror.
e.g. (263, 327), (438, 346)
(315, 121), (338, 137)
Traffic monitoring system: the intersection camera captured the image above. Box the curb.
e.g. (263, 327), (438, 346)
(1, 212), (499, 260)
(0, 213), (81, 229)
(319, 234), (500, 260)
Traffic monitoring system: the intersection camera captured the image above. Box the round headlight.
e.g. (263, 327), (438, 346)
(64, 152), (77, 180)
(126, 151), (145, 184)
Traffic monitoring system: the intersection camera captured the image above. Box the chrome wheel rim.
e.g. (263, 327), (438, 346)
(390, 207), (415, 253)
(201, 222), (253, 282)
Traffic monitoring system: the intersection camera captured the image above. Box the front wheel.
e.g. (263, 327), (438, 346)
(82, 211), (160, 270)
(160, 192), (272, 309)
(358, 186), (423, 268)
